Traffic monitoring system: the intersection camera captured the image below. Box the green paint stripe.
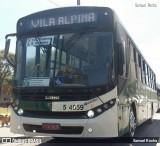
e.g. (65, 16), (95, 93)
(20, 100), (52, 111)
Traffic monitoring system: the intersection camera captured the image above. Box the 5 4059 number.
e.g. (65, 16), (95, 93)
(63, 104), (84, 111)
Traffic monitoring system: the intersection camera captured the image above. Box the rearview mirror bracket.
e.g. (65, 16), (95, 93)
(4, 33), (17, 68)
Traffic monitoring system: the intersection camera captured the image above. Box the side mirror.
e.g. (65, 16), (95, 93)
(3, 39), (10, 59)
(3, 33), (17, 67)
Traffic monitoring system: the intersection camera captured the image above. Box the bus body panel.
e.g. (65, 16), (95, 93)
(6, 6), (158, 138)
(10, 104), (118, 137)
(10, 87), (119, 137)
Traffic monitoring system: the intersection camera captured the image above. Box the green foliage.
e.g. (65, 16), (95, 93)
(0, 50), (15, 92)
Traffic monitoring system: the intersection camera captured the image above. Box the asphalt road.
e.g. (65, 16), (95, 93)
(1, 113), (160, 146)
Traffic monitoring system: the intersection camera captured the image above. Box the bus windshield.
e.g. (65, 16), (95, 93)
(16, 32), (113, 87)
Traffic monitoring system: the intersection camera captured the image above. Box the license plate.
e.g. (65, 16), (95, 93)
(42, 123), (61, 130)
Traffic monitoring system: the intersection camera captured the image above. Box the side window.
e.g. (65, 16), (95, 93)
(148, 67), (151, 88)
(130, 43), (137, 80)
(150, 72), (153, 88)
(116, 23), (127, 77)
(122, 38), (127, 75)
(145, 64), (148, 86)
(142, 60), (146, 84)
(153, 74), (156, 89)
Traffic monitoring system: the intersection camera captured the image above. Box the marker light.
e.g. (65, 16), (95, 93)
(96, 108), (102, 113)
(110, 100), (114, 105)
(15, 99), (20, 105)
(17, 108), (24, 115)
(103, 103), (109, 109)
(87, 110), (95, 118)
(88, 128), (93, 133)
(14, 106), (18, 111)
(85, 98), (116, 118)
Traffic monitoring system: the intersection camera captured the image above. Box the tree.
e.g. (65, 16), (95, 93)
(0, 50), (15, 99)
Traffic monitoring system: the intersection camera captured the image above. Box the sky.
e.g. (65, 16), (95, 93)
(0, 0), (160, 83)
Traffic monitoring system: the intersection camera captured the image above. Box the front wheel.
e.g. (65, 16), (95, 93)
(128, 107), (136, 137)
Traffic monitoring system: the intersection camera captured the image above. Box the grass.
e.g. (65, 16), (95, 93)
(0, 107), (11, 115)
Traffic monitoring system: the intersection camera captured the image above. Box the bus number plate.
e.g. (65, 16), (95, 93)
(63, 104), (84, 111)
(42, 123), (61, 130)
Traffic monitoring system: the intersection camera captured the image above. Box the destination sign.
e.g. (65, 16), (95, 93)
(29, 12), (97, 29)
(26, 36), (54, 46)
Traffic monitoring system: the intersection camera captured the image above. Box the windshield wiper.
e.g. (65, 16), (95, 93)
(62, 27), (88, 51)
(45, 38), (52, 69)
(32, 32), (48, 53)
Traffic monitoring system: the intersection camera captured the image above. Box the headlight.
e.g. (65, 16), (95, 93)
(87, 110), (95, 118)
(86, 98), (116, 118)
(17, 108), (24, 115)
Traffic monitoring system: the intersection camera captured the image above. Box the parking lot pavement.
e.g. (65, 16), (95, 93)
(1, 113), (160, 146)
(0, 126), (23, 137)
(0, 126), (41, 146)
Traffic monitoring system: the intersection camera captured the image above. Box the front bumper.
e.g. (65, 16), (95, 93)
(10, 105), (118, 138)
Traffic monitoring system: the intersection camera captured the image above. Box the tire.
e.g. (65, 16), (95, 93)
(128, 107), (136, 137)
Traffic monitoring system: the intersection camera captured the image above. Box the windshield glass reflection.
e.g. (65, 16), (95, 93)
(16, 32), (113, 87)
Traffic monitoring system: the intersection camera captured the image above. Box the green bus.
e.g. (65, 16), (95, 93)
(4, 6), (158, 138)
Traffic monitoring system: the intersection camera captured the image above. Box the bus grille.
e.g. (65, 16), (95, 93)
(23, 110), (87, 119)
(23, 124), (84, 135)
(21, 94), (92, 101)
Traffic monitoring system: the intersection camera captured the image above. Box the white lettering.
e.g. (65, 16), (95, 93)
(88, 13), (96, 22)
(31, 20), (39, 28)
(30, 12), (97, 28)
(58, 17), (64, 25)
(71, 15), (77, 23)
(81, 14), (88, 22)
(42, 19), (48, 27)
(133, 139), (145, 142)
(64, 16), (70, 24)
(39, 19), (43, 27)
(77, 15), (81, 23)
(49, 18), (55, 26)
